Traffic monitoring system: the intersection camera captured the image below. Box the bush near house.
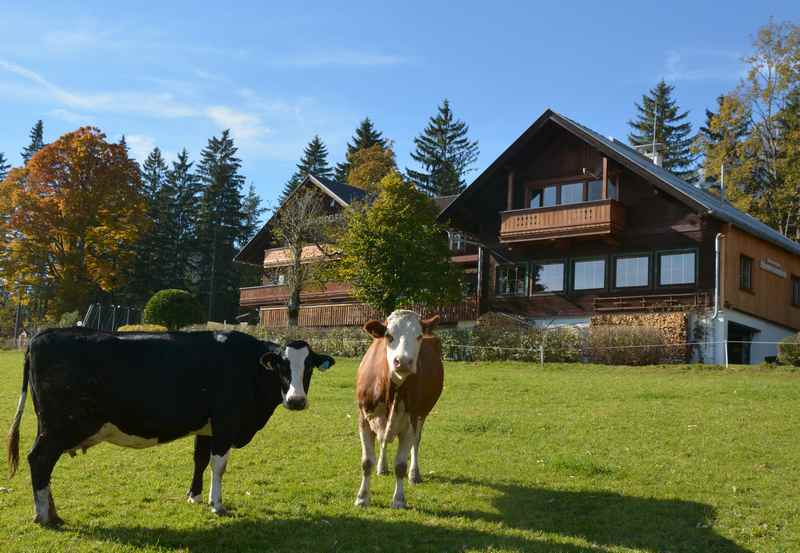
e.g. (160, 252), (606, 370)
(117, 324), (168, 332)
(143, 289), (203, 331)
(778, 333), (800, 366)
(587, 326), (668, 366)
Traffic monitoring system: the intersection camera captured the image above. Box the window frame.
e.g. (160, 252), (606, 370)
(570, 256), (608, 293)
(612, 253), (652, 291)
(494, 262), (529, 297)
(530, 259), (567, 295)
(739, 254), (754, 292)
(655, 249), (698, 288)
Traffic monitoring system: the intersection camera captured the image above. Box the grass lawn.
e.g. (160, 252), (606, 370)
(0, 350), (799, 552)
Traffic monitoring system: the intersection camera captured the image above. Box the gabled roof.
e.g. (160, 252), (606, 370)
(234, 174), (367, 265)
(439, 109), (800, 256)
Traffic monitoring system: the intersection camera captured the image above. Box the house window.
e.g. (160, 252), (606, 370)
(587, 180), (604, 201)
(529, 189), (542, 208)
(531, 261), (565, 293)
(542, 185), (557, 207)
(739, 255), (753, 291)
(496, 264), (528, 296)
(264, 269), (286, 287)
(560, 182), (583, 204)
(572, 258), (606, 291)
(658, 251), (696, 286)
(449, 232), (465, 252)
(792, 276), (800, 306)
(615, 255), (649, 288)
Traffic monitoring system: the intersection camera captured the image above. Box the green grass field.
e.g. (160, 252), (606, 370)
(1, 350), (799, 552)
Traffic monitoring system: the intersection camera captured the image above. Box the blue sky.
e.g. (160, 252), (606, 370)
(1, 1), (798, 210)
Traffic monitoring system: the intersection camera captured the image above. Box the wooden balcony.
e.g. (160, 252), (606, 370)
(240, 282), (353, 307)
(499, 199), (626, 243)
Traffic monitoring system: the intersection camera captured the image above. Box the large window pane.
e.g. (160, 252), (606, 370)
(573, 259), (606, 290)
(532, 262), (564, 292)
(529, 189), (542, 208)
(587, 180), (603, 201)
(496, 264), (528, 296)
(659, 252), (695, 285)
(542, 186), (557, 207)
(615, 256), (649, 288)
(561, 182), (583, 204)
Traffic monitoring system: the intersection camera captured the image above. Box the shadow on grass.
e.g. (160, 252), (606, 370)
(75, 478), (753, 553)
(423, 475), (752, 553)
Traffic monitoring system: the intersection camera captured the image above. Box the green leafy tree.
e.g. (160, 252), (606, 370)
(0, 153), (10, 181)
(279, 135), (333, 203)
(346, 143), (398, 192)
(196, 130), (246, 322)
(407, 99), (479, 197)
(335, 118), (387, 182)
(21, 120), (45, 164)
(143, 289), (203, 330)
(332, 171), (463, 315)
(628, 80), (697, 180)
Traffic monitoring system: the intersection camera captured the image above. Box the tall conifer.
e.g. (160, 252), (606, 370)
(335, 118), (387, 182)
(278, 135), (333, 204)
(21, 120), (45, 164)
(0, 153), (10, 181)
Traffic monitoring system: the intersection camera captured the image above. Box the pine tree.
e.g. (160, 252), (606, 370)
(0, 153), (10, 181)
(21, 120), (45, 164)
(166, 149), (202, 290)
(196, 130), (246, 322)
(278, 135), (333, 204)
(334, 118), (387, 182)
(628, 80), (697, 180)
(407, 99), (479, 197)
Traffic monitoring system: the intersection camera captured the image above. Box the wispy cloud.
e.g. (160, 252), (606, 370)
(663, 49), (744, 82)
(206, 105), (271, 142)
(273, 49), (409, 67)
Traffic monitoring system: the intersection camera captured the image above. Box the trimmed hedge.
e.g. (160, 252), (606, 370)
(778, 333), (800, 366)
(143, 289), (203, 331)
(117, 324), (168, 332)
(587, 326), (668, 366)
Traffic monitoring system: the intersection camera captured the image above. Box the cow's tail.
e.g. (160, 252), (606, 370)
(7, 350), (30, 478)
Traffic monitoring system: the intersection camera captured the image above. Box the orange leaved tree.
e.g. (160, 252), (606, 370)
(0, 127), (147, 318)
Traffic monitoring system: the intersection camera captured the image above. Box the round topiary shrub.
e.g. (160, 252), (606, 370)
(778, 333), (800, 366)
(143, 289), (203, 331)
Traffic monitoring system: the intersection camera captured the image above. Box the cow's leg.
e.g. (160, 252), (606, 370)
(355, 413), (376, 507)
(409, 417), (425, 485)
(187, 436), (211, 504)
(376, 441), (390, 475)
(391, 426), (415, 509)
(28, 434), (65, 526)
(208, 446), (230, 515)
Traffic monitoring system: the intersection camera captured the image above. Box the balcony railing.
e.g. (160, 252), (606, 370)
(240, 282), (353, 307)
(499, 199), (626, 243)
(593, 291), (711, 312)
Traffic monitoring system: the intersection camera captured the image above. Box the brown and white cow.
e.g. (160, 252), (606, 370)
(354, 310), (443, 508)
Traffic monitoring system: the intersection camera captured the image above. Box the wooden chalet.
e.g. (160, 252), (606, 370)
(236, 111), (800, 364)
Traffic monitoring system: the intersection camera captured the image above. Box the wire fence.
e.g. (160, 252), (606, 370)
(82, 303), (143, 332)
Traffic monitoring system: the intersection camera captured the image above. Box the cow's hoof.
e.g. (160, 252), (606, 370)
(390, 496), (407, 509)
(187, 494), (203, 504)
(33, 514), (64, 528)
(376, 464), (390, 476)
(211, 505), (228, 516)
(409, 471), (423, 485)
(354, 496), (369, 508)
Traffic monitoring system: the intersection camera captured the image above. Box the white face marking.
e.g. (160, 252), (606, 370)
(285, 345), (310, 402)
(384, 310), (424, 384)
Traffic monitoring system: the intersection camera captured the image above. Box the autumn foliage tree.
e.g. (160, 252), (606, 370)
(0, 127), (147, 317)
(345, 142), (398, 192)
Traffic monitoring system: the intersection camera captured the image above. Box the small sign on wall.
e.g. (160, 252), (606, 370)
(760, 257), (787, 278)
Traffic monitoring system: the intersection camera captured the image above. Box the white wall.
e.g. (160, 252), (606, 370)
(693, 309), (795, 365)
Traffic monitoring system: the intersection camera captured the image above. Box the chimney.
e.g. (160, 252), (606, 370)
(649, 150), (663, 167)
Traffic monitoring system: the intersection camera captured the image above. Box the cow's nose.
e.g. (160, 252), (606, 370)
(286, 396), (307, 411)
(394, 357), (413, 371)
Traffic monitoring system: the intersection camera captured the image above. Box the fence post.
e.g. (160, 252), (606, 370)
(723, 339), (729, 368)
(539, 344), (544, 368)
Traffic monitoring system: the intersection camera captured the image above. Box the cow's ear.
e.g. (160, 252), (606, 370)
(363, 320), (386, 338)
(260, 352), (281, 372)
(421, 314), (440, 334)
(314, 354), (335, 372)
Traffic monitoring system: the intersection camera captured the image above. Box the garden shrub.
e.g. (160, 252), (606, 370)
(143, 289), (203, 331)
(117, 324), (168, 332)
(778, 333), (800, 366)
(587, 325), (668, 366)
(57, 310), (81, 327)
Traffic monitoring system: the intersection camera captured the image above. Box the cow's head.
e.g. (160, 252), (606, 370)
(363, 310), (440, 385)
(260, 340), (335, 410)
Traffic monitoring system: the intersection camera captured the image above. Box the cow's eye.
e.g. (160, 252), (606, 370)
(385, 333), (393, 343)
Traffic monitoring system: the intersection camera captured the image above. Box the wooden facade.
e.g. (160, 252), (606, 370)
(722, 225), (800, 330)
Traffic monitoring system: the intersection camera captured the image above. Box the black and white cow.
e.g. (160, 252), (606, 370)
(5, 327), (334, 526)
